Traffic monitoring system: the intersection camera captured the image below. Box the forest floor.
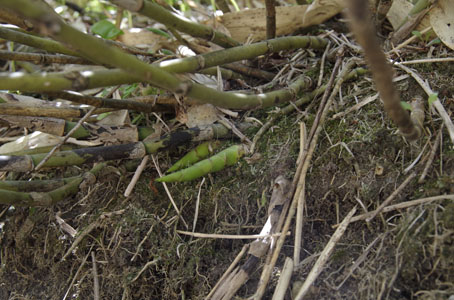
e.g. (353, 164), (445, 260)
(1, 14), (454, 300)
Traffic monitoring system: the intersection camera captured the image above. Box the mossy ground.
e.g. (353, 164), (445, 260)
(1, 42), (453, 300)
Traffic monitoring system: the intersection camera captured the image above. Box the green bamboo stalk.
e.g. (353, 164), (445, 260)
(49, 91), (170, 113)
(109, 0), (241, 48)
(0, 26), (79, 56)
(0, 124), (229, 172)
(0, 163), (106, 206)
(166, 140), (222, 173)
(199, 67), (246, 80)
(0, 1), (327, 109)
(3, 144), (79, 156)
(0, 177), (77, 192)
(0, 69), (140, 92)
(64, 121), (91, 139)
(0, 34), (326, 93)
(0, 50), (93, 65)
(156, 36), (327, 74)
(156, 144), (246, 182)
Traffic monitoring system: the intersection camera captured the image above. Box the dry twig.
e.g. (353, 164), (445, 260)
(62, 246), (93, 300)
(124, 155), (149, 197)
(396, 63), (454, 144)
(294, 122), (307, 266)
(91, 251), (100, 300)
(193, 177), (206, 232)
(253, 50), (349, 300)
(205, 244), (249, 300)
(366, 172), (417, 222)
(151, 154), (188, 228)
(177, 230), (288, 239)
(419, 128), (443, 183)
(294, 206), (357, 300)
(333, 194), (454, 228)
(34, 106), (96, 171)
(271, 257), (294, 300)
(336, 234), (384, 290)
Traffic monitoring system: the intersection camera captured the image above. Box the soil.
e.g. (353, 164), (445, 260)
(1, 17), (454, 300)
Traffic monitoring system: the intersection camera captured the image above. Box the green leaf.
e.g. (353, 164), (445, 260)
(96, 111), (111, 120)
(91, 19), (123, 39)
(412, 30), (422, 39)
(120, 83), (138, 98)
(400, 101), (412, 111)
(161, 49), (174, 55)
(427, 38), (441, 46)
(147, 28), (171, 39)
(132, 114), (144, 125)
(229, 0), (240, 11)
(428, 93), (438, 107)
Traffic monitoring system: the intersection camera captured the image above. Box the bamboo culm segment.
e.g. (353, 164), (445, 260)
(156, 144), (246, 182)
(166, 140), (222, 173)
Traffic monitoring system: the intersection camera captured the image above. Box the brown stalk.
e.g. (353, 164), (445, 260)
(346, 0), (421, 141)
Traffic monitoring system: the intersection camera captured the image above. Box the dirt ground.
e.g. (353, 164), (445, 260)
(1, 19), (454, 300)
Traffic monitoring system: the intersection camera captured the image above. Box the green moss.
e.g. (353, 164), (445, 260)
(442, 202), (454, 229)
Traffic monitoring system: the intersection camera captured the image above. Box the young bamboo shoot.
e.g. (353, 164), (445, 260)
(166, 140), (221, 173)
(156, 144), (246, 182)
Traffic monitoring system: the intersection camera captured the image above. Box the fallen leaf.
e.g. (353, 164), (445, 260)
(387, 0), (431, 32)
(117, 28), (178, 52)
(0, 131), (62, 154)
(0, 131), (102, 154)
(183, 104), (219, 128)
(302, 0), (345, 27)
(213, 6), (308, 43)
(97, 109), (130, 126)
(430, 0), (454, 50)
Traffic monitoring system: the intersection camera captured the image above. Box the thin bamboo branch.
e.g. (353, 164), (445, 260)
(0, 25), (78, 56)
(192, 177), (206, 232)
(388, 26), (432, 54)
